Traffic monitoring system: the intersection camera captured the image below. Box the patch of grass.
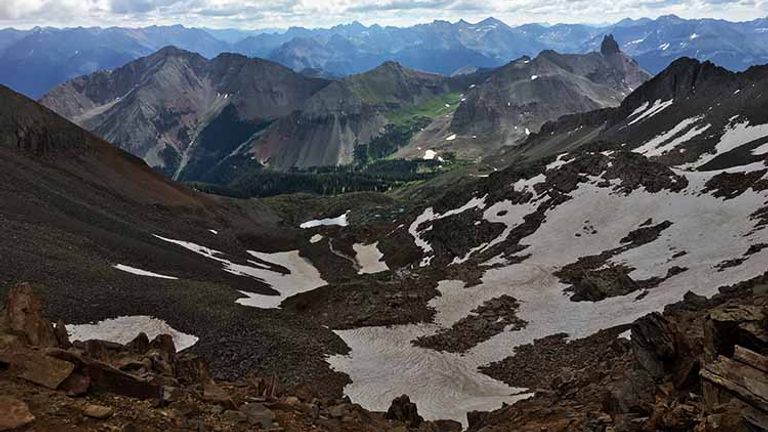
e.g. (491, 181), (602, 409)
(387, 92), (462, 125)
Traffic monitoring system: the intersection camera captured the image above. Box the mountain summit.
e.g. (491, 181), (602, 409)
(401, 41), (651, 160)
(41, 47), (329, 177)
(601, 34), (621, 56)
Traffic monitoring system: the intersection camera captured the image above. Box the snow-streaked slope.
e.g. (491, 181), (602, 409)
(409, 195), (488, 266)
(330, 159), (768, 425)
(633, 116), (710, 157)
(628, 99), (673, 125)
(685, 120), (768, 169)
(236, 250), (326, 308)
(153, 235), (326, 308)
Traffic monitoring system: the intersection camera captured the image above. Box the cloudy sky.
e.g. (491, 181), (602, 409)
(0, 0), (765, 29)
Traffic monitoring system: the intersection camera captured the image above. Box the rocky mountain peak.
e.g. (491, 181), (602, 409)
(627, 57), (729, 104)
(601, 34), (621, 56)
(477, 17), (506, 28)
(378, 60), (405, 71)
(152, 45), (197, 60)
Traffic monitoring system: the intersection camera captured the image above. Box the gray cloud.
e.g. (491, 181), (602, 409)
(0, 0), (765, 28)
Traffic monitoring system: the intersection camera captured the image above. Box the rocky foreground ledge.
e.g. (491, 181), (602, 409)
(2, 278), (768, 431)
(0, 283), (458, 432)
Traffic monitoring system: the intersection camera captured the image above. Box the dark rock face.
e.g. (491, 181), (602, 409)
(601, 34), (621, 56)
(386, 394), (423, 427)
(631, 313), (677, 380)
(704, 305), (768, 360)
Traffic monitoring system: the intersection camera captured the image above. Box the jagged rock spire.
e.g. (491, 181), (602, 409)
(601, 34), (621, 56)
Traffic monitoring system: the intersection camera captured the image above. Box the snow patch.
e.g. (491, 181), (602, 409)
(235, 250), (327, 309)
(409, 195), (488, 266)
(153, 235), (326, 308)
(685, 121), (768, 169)
(300, 212), (349, 229)
(546, 153), (572, 171)
(67, 316), (198, 351)
(114, 264), (177, 280)
(353, 242), (389, 274)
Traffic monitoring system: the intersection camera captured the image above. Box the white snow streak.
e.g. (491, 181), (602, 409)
(628, 99), (674, 125)
(408, 195), (488, 266)
(300, 212), (349, 229)
(685, 121), (768, 169)
(114, 264), (177, 280)
(633, 116), (711, 157)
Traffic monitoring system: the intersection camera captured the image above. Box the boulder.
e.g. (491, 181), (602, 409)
(431, 419), (463, 431)
(175, 353), (210, 384)
(0, 396), (35, 431)
(0, 347), (75, 389)
(59, 372), (91, 396)
(3, 283), (59, 347)
(83, 404), (113, 419)
(221, 410), (248, 423)
(602, 368), (656, 415)
(82, 361), (162, 399)
(125, 332), (150, 354)
(569, 267), (639, 302)
(202, 380), (233, 407)
(385, 394), (423, 427)
(240, 402), (275, 428)
(53, 320), (71, 349)
(704, 305), (768, 360)
(149, 334), (176, 359)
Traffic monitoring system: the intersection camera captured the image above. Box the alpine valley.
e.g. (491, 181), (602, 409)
(1, 9), (768, 432)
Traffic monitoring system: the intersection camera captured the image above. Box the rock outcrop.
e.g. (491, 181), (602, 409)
(0, 283), (461, 431)
(466, 276), (768, 432)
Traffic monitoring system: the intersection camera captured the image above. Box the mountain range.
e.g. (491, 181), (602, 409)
(41, 46), (328, 177)
(2, 43), (768, 429)
(2, 15), (768, 97)
(41, 36), (648, 183)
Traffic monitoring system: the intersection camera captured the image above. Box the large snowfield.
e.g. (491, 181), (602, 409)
(329, 152), (768, 424)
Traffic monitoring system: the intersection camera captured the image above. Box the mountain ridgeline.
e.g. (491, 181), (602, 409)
(396, 35), (651, 160)
(41, 35), (650, 197)
(2, 15), (768, 99)
(506, 57), (768, 171)
(41, 47), (329, 178)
